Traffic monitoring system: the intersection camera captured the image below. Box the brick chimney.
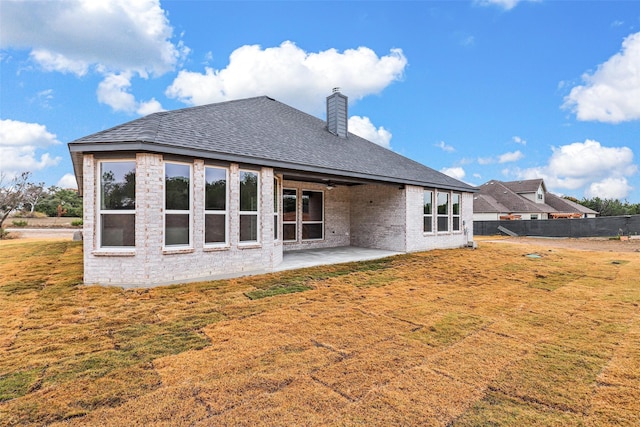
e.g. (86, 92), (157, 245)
(326, 88), (348, 138)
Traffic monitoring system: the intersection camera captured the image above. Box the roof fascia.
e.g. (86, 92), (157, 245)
(69, 141), (478, 193)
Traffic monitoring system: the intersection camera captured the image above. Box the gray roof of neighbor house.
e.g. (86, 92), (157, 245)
(474, 179), (598, 215)
(476, 180), (548, 214)
(545, 193), (599, 215)
(68, 96), (476, 195)
(502, 179), (546, 194)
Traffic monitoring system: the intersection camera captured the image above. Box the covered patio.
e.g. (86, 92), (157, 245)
(276, 246), (402, 272)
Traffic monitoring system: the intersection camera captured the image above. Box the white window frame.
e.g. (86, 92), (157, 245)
(164, 161), (193, 249)
(273, 177), (280, 241)
(301, 189), (324, 241)
(239, 169), (260, 244)
(97, 160), (136, 250)
(437, 190), (450, 233)
(452, 192), (461, 232)
(423, 189), (434, 234)
(282, 188), (297, 242)
(204, 166), (229, 247)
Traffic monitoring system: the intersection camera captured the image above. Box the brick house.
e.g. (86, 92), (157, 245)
(68, 91), (477, 287)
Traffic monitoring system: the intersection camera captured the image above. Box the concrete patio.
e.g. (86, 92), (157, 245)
(127, 246), (404, 288)
(277, 246), (402, 272)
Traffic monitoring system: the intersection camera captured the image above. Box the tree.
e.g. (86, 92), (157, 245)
(577, 197), (640, 216)
(23, 182), (46, 214)
(0, 171), (30, 229)
(36, 187), (83, 217)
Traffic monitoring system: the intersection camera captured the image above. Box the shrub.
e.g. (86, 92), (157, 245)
(71, 220), (83, 227)
(12, 220), (28, 227)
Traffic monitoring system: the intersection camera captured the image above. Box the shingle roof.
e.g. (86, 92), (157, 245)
(474, 179), (599, 216)
(502, 179), (545, 194)
(476, 180), (549, 214)
(472, 194), (510, 213)
(69, 96), (476, 194)
(545, 193), (599, 215)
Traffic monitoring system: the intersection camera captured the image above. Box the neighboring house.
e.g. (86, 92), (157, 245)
(68, 91), (477, 287)
(473, 179), (597, 221)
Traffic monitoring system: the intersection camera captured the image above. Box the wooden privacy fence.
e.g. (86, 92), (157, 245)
(474, 215), (640, 238)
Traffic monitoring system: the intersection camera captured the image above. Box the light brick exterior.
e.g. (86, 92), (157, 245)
(83, 154), (474, 287)
(84, 153), (281, 287)
(350, 183), (407, 252)
(405, 185), (474, 252)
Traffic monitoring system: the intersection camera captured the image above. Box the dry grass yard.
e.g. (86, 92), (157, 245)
(0, 238), (638, 426)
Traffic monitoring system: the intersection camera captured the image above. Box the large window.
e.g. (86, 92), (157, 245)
(302, 190), (323, 240)
(423, 190), (433, 233)
(437, 192), (449, 232)
(239, 170), (259, 243)
(452, 193), (461, 232)
(205, 166), (227, 245)
(282, 188), (297, 242)
(99, 161), (136, 247)
(165, 162), (191, 247)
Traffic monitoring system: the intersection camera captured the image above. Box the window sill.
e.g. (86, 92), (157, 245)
(162, 247), (195, 255)
(92, 249), (136, 257)
(203, 245), (230, 252)
(238, 243), (261, 250)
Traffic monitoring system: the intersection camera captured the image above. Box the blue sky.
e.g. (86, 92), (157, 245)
(1, 0), (639, 201)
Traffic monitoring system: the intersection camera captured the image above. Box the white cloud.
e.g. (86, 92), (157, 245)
(57, 173), (78, 190)
(514, 139), (637, 199)
(498, 150), (524, 163)
(0, 119), (61, 175)
(435, 141), (455, 153)
(1, 0), (183, 116)
(441, 167), (466, 181)
(30, 49), (89, 76)
(474, 0), (538, 11)
(563, 32), (640, 123)
(97, 73), (137, 113)
(137, 98), (165, 116)
(477, 156), (494, 165)
(0, 0), (185, 77)
(166, 41), (407, 114)
(512, 136), (526, 145)
(586, 177), (632, 200)
(97, 73), (165, 114)
(348, 116), (392, 149)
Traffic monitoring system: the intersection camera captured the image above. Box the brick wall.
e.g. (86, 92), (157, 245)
(83, 154), (281, 287)
(83, 153), (475, 287)
(405, 185), (474, 252)
(350, 183), (407, 252)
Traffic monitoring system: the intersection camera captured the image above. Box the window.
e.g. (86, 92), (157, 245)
(204, 166), (227, 245)
(282, 188), (297, 241)
(239, 170), (259, 243)
(423, 190), (433, 233)
(273, 178), (280, 240)
(452, 193), (461, 231)
(99, 161), (136, 247)
(165, 162), (191, 247)
(437, 191), (449, 232)
(531, 214), (538, 220)
(302, 190), (323, 240)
